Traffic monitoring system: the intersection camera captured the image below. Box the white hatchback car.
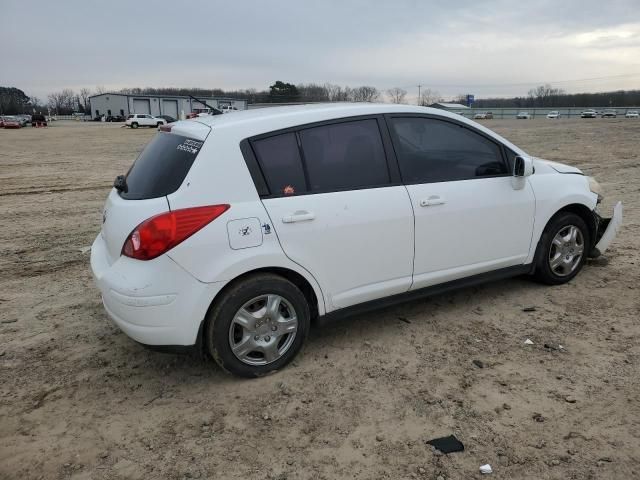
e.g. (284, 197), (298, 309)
(125, 114), (167, 129)
(91, 104), (622, 377)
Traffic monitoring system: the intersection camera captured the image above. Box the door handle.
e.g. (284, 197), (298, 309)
(420, 195), (445, 207)
(282, 211), (315, 223)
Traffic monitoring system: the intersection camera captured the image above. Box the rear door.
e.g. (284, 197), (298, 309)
(386, 115), (535, 289)
(250, 117), (414, 311)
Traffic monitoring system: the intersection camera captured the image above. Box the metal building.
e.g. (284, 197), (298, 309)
(88, 93), (247, 119)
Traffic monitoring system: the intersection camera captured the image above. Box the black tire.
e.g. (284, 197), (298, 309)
(131, 122), (138, 129)
(533, 212), (590, 285)
(157, 122), (163, 127)
(205, 273), (310, 378)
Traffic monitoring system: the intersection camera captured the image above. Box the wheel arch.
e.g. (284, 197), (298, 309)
(531, 202), (596, 270)
(196, 266), (323, 357)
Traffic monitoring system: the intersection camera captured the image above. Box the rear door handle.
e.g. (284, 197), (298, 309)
(282, 211), (315, 223)
(420, 195), (445, 207)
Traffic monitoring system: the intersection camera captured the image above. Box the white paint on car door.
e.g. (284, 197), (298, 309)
(262, 187), (414, 310)
(408, 177), (535, 289)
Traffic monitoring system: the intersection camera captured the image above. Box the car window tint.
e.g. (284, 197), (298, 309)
(299, 119), (389, 191)
(252, 133), (307, 196)
(390, 117), (506, 183)
(121, 133), (204, 200)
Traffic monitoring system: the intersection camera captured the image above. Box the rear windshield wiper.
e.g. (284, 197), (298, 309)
(113, 175), (128, 193)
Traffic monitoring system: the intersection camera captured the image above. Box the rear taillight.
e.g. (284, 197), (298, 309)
(122, 205), (230, 260)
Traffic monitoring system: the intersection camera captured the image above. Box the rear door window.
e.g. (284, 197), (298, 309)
(121, 133), (204, 200)
(299, 119), (389, 192)
(252, 133), (307, 196)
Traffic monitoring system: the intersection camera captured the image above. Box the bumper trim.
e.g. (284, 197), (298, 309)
(592, 201), (623, 257)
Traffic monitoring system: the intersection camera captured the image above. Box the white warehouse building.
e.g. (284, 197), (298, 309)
(88, 93), (248, 119)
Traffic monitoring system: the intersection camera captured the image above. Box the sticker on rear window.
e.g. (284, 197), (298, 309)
(176, 138), (203, 154)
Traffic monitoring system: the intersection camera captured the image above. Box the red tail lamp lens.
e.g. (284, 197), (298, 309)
(122, 205), (230, 260)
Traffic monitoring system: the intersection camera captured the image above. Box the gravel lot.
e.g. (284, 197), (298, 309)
(1, 118), (638, 479)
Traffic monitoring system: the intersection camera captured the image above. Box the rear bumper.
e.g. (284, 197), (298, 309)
(90, 234), (224, 346)
(591, 201), (623, 257)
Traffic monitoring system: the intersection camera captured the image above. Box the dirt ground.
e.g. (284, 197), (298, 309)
(0, 118), (638, 480)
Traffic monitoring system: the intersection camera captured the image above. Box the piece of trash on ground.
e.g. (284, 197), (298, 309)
(524, 338), (534, 345)
(426, 434), (464, 454)
(522, 306), (537, 312)
(480, 464), (493, 474)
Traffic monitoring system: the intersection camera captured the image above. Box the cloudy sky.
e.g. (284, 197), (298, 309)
(2, 0), (639, 101)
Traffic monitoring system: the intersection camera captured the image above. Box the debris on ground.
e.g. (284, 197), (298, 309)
(524, 338), (534, 345)
(472, 359), (485, 369)
(522, 306), (537, 312)
(480, 464), (493, 474)
(426, 434), (465, 454)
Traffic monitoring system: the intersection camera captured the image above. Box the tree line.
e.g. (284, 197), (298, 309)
(2, 82), (640, 115)
(473, 84), (640, 108)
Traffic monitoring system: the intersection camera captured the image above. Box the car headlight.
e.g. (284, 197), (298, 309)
(588, 176), (604, 203)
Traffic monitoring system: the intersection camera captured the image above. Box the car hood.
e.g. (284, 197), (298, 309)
(533, 157), (583, 175)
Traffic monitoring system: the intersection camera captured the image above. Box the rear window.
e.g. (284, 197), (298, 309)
(120, 133), (204, 200)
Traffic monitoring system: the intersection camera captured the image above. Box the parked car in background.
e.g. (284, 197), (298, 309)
(1, 116), (22, 129)
(106, 115), (125, 122)
(474, 111), (493, 119)
(601, 110), (617, 118)
(546, 111), (561, 119)
(91, 104), (622, 377)
(157, 115), (177, 123)
(625, 110), (639, 118)
(15, 114), (31, 126)
(221, 106), (238, 114)
(125, 114), (167, 129)
(31, 114), (48, 127)
(581, 109), (598, 118)
(516, 112), (531, 119)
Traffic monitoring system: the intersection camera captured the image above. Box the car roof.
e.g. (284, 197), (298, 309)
(179, 102), (527, 156)
(192, 103), (464, 130)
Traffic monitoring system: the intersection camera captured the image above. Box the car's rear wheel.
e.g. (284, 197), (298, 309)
(131, 122), (138, 129)
(534, 212), (590, 285)
(205, 273), (310, 377)
(157, 122), (163, 127)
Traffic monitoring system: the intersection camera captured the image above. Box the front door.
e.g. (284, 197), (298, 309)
(253, 118), (415, 311)
(386, 115), (535, 289)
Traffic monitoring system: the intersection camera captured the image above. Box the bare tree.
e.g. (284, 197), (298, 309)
(47, 89), (76, 114)
(418, 88), (441, 106)
(79, 88), (91, 113)
(352, 86), (380, 102)
(527, 84), (566, 107)
(95, 85), (107, 95)
(386, 87), (407, 104)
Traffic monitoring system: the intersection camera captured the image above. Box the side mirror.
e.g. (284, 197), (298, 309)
(514, 155), (534, 177)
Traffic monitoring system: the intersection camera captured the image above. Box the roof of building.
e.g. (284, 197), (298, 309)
(88, 92), (244, 101)
(429, 102), (470, 109)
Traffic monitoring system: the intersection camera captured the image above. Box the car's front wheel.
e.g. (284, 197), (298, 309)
(534, 212), (590, 285)
(205, 273), (310, 377)
(130, 122), (138, 129)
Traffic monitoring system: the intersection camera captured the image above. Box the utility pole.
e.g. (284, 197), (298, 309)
(417, 84), (422, 105)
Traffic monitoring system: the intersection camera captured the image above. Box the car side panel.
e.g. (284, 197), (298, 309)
(526, 172), (597, 264)
(165, 133), (327, 315)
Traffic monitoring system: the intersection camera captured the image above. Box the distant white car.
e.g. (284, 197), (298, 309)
(516, 112), (531, 119)
(547, 111), (561, 119)
(125, 114), (167, 129)
(91, 104), (622, 377)
(221, 106), (239, 114)
(473, 112), (493, 119)
(625, 110), (639, 118)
